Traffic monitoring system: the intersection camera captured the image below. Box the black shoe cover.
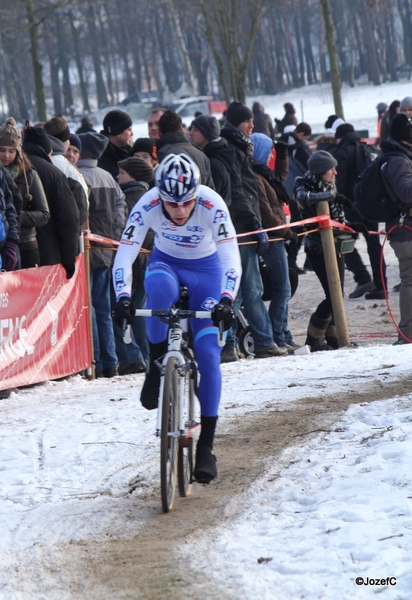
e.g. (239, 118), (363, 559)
(140, 369), (161, 410)
(193, 445), (217, 484)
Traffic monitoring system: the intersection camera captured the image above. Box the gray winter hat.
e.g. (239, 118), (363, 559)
(78, 132), (108, 159)
(307, 150), (337, 175)
(400, 96), (412, 111)
(192, 115), (220, 141)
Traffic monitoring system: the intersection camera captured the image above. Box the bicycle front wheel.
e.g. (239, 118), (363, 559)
(161, 356), (180, 513)
(178, 365), (197, 497)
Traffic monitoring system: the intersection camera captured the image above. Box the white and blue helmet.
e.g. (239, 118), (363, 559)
(155, 153), (200, 203)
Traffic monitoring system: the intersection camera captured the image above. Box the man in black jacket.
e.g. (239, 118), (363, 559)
(220, 101), (287, 361)
(156, 110), (214, 188)
(98, 109), (133, 179)
(333, 122), (386, 299)
(22, 126), (80, 277)
(380, 113), (412, 343)
(189, 114), (234, 206)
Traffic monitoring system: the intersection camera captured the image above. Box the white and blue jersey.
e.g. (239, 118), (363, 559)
(113, 185), (241, 302)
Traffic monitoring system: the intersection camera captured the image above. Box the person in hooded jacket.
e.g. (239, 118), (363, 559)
(333, 122), (387, 300)
(113, 156), (155, 373)
(98, 109), (133, 180)
(0, 118), (49, 268)
(252, 102), (275, 140)
(379, 113), (412, 344)
(189, 115), (234, 206)
(275, 103), (298, 135)
(250, 133), (298, 352)
(22, 125), (80, 277)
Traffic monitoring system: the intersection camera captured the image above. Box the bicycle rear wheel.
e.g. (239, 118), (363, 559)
(161, 356), (180, 513)
(178, 365), (197, 497)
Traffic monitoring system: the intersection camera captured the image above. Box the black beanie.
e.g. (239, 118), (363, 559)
(23, 126), (52, 155)
(192, 115), (220, 141)
(118, 157), (154, 184)
(132, 137), (157, 160)
(78, 132), (109, 159)
(308, 150), (337, 175)
(226, 101), (253, 127)
(335, 123), (355, 139)
(43, 116), (70, 142)
(389, 113), (412, 144)
(102, 109), (132, 135)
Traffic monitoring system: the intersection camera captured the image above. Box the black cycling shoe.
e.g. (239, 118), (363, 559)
(140, 369), (161, 410)
(193, 445), (217, 484)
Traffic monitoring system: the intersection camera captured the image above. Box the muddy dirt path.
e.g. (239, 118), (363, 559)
(15, 376), (409, 600)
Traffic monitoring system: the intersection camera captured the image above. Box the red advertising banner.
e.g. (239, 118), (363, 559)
(0, 253), (91, 391)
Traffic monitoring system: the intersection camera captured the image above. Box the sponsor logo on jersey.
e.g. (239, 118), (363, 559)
(198, 198), (214, 210)
(129, 211), (144, 226)
(225, 268), (238, 292)
(114, 268), (126, 293)
(202, 297), (218, 311)
(162, 232), (204, 245)
(161, 220), (177, 230)
(213, 209), (227, 223)
(142, 197), (161, 212)
(187, 225), (204, 232)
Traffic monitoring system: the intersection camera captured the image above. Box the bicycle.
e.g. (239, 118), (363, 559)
(135, 288), (224, 513)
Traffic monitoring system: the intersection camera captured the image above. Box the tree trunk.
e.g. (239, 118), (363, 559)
(26, 0), (47, 121)
(320, 0), (344, 118)
(55, 16), (74, 111)
(67, 12), (91, 113)
(163, 0), (197, 94)
(85, 2), (109, 108)
(358, 1), (381, 85)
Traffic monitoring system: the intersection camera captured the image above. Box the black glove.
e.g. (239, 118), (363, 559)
(254, 222), (269, 256)
(307, 190), (336, 206)
(348, 222), (369, 236)
(62, 263), (75, 280)
(335, 193), (354, 210)
(211, 297), (234, 331)
(274, 140), (289, 154)
(113, 297), (135, 328)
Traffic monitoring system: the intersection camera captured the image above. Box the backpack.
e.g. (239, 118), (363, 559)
(353, 152), (408, 222)
(354, 141), (377, 176)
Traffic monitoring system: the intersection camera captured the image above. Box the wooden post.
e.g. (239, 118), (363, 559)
(316, 202), (350, 347)
(83, 231), (95, 379)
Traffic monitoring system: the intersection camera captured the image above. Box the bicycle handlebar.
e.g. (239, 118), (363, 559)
(134, 309), (211, 319)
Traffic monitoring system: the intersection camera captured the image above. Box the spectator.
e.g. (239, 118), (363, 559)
(98, 109), (133, 179)
(189, 114), (234, 206)
(380, 100), (400, 142)
(22, 125), (80, 276)
(0, 117), (49, 268)
(294, 150), (349, 351)
(333, 122), (386, 299)
(44, 116), (88, 231)
(64, 133), (82, 166)
(131, 137), (159, 170)
(114, 156), (155, 373)
(275, 102), (298, 135)
(252, 102), (275, 139)
(380, 113), (412, 344)
(76, 116), (96, 134)
(376, 102), (388, 142)
(78, 132), (127, 377)
(147, 108), (166, 141)
(156, 110), (214, 188)
(250, 133), (298, 353)
(221, 100), (287, 361)
(399, 96), (412, 117)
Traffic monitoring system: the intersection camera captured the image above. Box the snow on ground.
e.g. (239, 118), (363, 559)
(1, 343), (412, 598)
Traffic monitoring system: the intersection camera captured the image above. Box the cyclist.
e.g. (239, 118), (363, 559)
(113, 153), (242, 483)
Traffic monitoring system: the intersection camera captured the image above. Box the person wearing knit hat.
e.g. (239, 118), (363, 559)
(79, 132), (109, 160)
(23, 126), (52, 156)
(335, 123), (355, 139)
(64, 133), (82, 166)
(117, 157), (154, 185)
(388, 112), (412, 144)
(0, 118), (49, 269)
(191, 115), (221, 142)
(275, 102), (298, 134)
(294, 149), (351, 352)
(43, 117), (70, 145)
(131, 137), (158, 168)
(98, 109), (133, 180)
(221, 102), (287, 361)
(400, 96), (412, 116)
(250, 132), (299, 353)
(77, 129), (127, 379)
(189, 115), (233, 206)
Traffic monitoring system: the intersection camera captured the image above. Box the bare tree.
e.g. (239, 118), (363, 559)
(320, 0), (344, 118)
